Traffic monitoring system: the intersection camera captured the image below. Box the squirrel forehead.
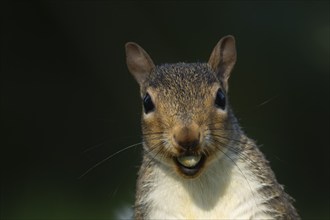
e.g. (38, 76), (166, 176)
(142, 63), (220, 115)
(146, 63), (218, 90)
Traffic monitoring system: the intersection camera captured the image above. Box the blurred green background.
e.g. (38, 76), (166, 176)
(1, 1), (329, 219)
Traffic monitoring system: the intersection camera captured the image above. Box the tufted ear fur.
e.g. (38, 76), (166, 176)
(208, 35), (237, 91)
(125, 42), (155, 86)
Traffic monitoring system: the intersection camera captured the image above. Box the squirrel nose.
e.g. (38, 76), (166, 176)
(173, 125), (200, 151)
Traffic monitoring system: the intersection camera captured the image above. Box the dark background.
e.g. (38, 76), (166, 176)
(1, 1), (329, 219)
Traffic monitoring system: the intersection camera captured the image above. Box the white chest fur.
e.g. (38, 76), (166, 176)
(144, 156), (273, 219)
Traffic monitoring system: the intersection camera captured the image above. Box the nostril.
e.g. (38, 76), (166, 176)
(177, 139), (199, 150)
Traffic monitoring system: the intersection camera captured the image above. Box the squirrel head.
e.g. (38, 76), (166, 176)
(125, 36), (237, 178)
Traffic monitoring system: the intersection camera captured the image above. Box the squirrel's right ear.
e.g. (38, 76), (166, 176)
(208, 35), (236, 91)
(125, 42), (155, 86)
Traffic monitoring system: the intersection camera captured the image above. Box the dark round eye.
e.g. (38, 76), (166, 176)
(143, 93), (155, 114)
(215, 89), (226, 110)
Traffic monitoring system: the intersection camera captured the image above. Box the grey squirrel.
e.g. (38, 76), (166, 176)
(125, 35), (299, 219)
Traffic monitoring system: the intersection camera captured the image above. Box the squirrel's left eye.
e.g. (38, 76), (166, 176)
(143, 93), (155, 114)
(215, 89), (226, 110)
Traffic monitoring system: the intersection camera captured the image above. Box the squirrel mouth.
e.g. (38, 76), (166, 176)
(175, 154), (206, 177)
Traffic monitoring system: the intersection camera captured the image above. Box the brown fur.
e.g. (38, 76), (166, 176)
(126, 36), (299, 219)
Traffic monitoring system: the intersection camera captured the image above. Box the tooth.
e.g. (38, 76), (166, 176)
(177, 155), (202, 167)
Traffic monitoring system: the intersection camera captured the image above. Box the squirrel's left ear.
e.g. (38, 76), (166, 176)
(125, 42), (155, 86)
(208, 35), (236, 91)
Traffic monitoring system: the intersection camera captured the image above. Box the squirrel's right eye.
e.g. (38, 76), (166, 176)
(143, 93), (155, 114)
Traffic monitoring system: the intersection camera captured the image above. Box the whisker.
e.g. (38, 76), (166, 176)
(81, 134), (151, 154)
(212, 142), (258, 216)
(78, 142), (143, 179)
(210, 133), (256, 149)
(142, 136), (165, 141)
(144, 141), (164, 154)
(256, 95), (278, 108)
(207, 128), (239, 132)
(211, 133), (244, 144)
(82, 142), (105, 154)
(143, 131), (165, 136)
(143, 141), (167, 170)
(212, 139), (259, 171)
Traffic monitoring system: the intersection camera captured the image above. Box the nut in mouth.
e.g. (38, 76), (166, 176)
(175, 154), (206, 177)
